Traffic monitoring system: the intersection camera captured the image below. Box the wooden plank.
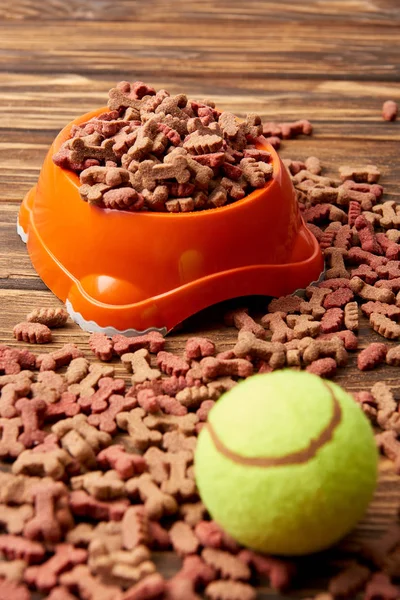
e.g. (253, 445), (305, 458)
(0, 20), (399, 81)
(1, 0), (399, 24)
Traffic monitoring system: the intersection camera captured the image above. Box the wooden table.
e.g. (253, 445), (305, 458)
(1, 1), (400, 597)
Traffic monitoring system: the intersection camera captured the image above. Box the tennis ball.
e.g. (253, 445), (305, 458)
(194, 370), (378, 556)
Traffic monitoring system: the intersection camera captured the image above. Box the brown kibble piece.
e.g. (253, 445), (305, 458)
(122, 350), (161, 384)
(339, 164), (380, 184)
(65, 357), (90, 385)
(238, 549), (296, 592)
(234, 330), (285, 369)
(0, 417), (24, 458)
(15, 397), (46, 448)
(202, 548), (251, 581)
(69, 363), (114, 398)
(71, 470), (125, 500)
(205, 580), (256, 600)
(224, 308), (265, 339)
(268, 295), (302, 314)
(300, 286), (330, 318)
(52, 413), (111, 468)
(117, 408), (163, 451)
(0, 504), (33, 534)
(60, 564), (122, 600)
(26, 307), (69, 328)
(261, 312), (294, 343)
(13, 322), (52, 344)
(125, 473), (178, 519)
(344, 301), (359, 331)
(301, 337), (348, 366)
(370, 312), (400, 339)
(386, 345), (400, 366)
(286, 314), (321, 339)
(324, 248), (350, 280)
(350, 277), (395, 304)
(169, 521), (199, 556)
(376, 431), (400, 474)
(200, 356), (253, 379)
(122, 505), (150, 550)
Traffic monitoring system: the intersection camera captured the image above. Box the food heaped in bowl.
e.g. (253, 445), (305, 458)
(18, 81), (323, 335)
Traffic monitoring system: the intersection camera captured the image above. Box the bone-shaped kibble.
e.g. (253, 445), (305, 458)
(300, 337), (348, 366)
(69, 364), (115, 397)
(0, 534), (45, 564)
(52, 414), (111, 467)
(36, 343), (83, 372)
(224, 308), (265, 339)
(24, 543), (88, 592)
(372, 201), (400, 229)
(0, 377), (32, 418)
(339, 164), (380, 184)
(116, 407), (163, 451)
(354, 215), (382, 255)
(71, 470), (126, 501)
(286, 314), (321, 339)
(261, 312), (294, 343)
(112, 332), (165, 356)
(88, 394), (136, 435)
(70, 137), (116, 165)
(120, 506), (149, 551)
(125, 473), (178, 520)
(0, 417), (24, 458)
(234, 330), (285, 369)
(144, 446), (195, 498)
(15, 397), (46, 448)
(350, 276), (395, 304)
(324, 247), (350, 280)
(12, 447), (72, 480)
(370, 312), (400, 339)
(121, 349), (161, 384)
(144, 412), (198, 436)
(337, 186), (377, 211)
(97, 445), (146, 480)
(169, 521), (200, 557)
(60, 564), (122, 600)
(79, 377), (125, 413)
(24, 480), (73, 544)
(300, 286), (331, 318)
(200, 356), (253, 379)
(0, 504), (33, 535)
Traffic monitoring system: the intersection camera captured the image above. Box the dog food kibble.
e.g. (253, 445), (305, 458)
(4, 99), (400, 597)
(52, 82), (276, 213)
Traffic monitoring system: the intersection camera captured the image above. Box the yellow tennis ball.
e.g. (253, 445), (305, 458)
(194, 370), (378, 555)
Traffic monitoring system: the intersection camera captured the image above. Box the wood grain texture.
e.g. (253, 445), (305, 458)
(1, 1), (400, 597)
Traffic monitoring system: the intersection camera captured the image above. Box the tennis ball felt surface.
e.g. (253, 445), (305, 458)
(194, 370), (378, 556)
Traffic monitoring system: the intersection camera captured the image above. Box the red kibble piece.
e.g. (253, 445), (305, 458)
(350, 264), (378, 285)
(69, 490), (129, 521)
(45, 391), (81, 420)
(79, 377), (126, 413)
(112, 332), (165, 356)
(87, 393), (137, 434)
(306, 357), (337, 378)
(24, 543), (88, 592)
(354, 214), (382, 255)
(320, 308), (344, 334)
(0, 579), (31, 600)
(362, 301), (400, 320)
(0, 534), (45, 564)
(157, 352), (190, 377)
(382, 100), (398, 122)
(97, 444), (146, 479)
(88, 333), (113, 361)
(36, 344), (83, 372)
(13, 322), (52, 344)
(348, 200), (362, 227)
(323, 287), (354, 309)
(319, 278), (351, 291)
(319, 330), (358, 351)
(364, 572), (399, 600)
(358, 343), (388, 371)
(238, 549), (297, 592)
(185, 337), (216, 360)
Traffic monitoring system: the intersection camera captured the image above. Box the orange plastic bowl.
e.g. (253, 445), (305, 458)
(18, 107), (324, 335)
